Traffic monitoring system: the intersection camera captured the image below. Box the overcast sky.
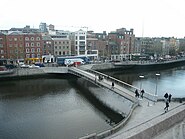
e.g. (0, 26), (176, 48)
(0, 0), (185, 38)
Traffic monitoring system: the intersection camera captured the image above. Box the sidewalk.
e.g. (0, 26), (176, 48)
(106, 100), (185, 139)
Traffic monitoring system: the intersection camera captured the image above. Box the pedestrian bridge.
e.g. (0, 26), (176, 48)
(43, 66), (157, 103)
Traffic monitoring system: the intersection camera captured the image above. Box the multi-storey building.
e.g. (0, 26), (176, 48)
(6, 32), (25, 61)
(24, 33), (43, 63)
(75, 30), (87, 55)
(109, 28), (135, 61)
(52, 31), (71, 57)
(42, 35), (54, 55)
(0, 32), (7, 59)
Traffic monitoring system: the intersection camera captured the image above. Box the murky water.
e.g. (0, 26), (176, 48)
(0, 76), (130, 139)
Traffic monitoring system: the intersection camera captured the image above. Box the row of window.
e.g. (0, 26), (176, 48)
(8, 43), (40, 47)
(26, 54), (40, 58)
(54, 41), (69, 44)
(9, 37), (41, 41)
(54, 46), (69, 49)
(55, 51), (69, 55)
(26, 48), (40, 53)
(26, 42), (40, 47)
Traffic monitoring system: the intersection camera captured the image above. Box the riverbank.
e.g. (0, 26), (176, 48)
(82, 58), (185, 72)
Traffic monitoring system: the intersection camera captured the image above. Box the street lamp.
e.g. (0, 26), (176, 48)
(139, 75), (144, 90)
(155, 73), (160, 96)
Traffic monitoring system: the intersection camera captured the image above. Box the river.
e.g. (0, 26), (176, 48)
(0, 66), (184, 139)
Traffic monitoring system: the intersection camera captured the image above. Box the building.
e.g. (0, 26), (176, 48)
(24, 33), (43, 63)
(51, 31), (71, 57)
(75, 30), (87, 55)
(39, 22), (48, 33)
(42, 35), (54, 55)
(0, 32), (7, 59)
(6, 32), (25, 62)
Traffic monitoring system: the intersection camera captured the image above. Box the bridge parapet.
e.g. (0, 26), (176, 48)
(42, 67), (68, 74)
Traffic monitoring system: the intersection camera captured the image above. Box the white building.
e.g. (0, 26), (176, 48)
(75, 30), (87, 56)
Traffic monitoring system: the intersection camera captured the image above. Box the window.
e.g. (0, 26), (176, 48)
(37, 54), (40, 58)
(31, 43), (34, 47)
(14, 44), (18, 47)
(26, 48), (29, 53)
(20, 43), (22, 47)
(79, 36), (85, 40)
(19, 37), (23, 41)
(63, 46), (65, 49)
(26, 43), (29, 47)
(25, 37), (29, 41)
(59, 46), (61, 49)
(1, 50), (4, 54)
(9, 44), (12, 47)
(31, 37), (34, 41)
(59, 51), (61, 55)
(55, 51), (57, 55)
(37, 48), (40, 52)
(9, 38), (12, 41)
(55, 46), (57, 49)
(31, 48), (35, 53)
(63, 51), (65, 55)
(14, 38), (17, 41)
(36, 37), (40, 40)
(37, 42), (40, 47)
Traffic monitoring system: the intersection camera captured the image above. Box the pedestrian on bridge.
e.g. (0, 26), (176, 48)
(111, 82), (114, 89)
(135, 89), (139, 98)
(140, 89), (145, 98)
(164, 100), (169, 112)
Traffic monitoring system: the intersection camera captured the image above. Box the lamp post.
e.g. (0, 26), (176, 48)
(139, 75), (144, 91)
(155, 73), (160, 96)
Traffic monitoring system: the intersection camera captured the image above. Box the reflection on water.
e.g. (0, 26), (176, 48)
(0, 78), (114, 139)
(0, 76), (131, 139)
(104, 66), (185, 98)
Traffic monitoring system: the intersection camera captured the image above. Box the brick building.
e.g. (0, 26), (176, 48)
(0, 32), (7, 59)
(24, 33), (43, 63)
(6, 32), (25, 62)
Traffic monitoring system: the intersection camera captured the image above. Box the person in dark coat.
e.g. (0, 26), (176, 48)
(135, 89), (139, 98)
(111, 82), (114, 89)
(168, 94), (172, 103)
(164, 100), (169, 112)
(140, 89), (145, 98)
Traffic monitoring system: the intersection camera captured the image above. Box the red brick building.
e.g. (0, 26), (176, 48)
(24, 33), (43, 63)
(0, 32), (7, 59)
(6, 32), (25, 61)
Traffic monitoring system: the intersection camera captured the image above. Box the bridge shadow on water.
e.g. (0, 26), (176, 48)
(69, 77), (125, 126)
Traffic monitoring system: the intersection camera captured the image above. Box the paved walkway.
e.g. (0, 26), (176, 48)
(106, 100), (185, 139)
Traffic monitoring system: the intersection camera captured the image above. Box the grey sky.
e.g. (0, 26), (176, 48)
(0, 0), (185, 38)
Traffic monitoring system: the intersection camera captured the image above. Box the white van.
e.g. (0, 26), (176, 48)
(64, 58), (85, 66)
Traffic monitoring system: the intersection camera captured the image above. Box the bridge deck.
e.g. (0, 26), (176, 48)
(68, 67), (157, 103)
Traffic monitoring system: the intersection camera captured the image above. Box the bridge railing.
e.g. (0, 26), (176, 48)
(78, 67), (157, 102)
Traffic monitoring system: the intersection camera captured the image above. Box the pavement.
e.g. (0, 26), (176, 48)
(106, 99), (185, 139)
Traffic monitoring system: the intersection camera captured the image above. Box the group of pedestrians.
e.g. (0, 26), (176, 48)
(135, 89), (145, 99)
(164, 92), (172, 113)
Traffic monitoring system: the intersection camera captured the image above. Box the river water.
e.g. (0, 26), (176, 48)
(0, 75), (131, 139)
(0, 66), (185, 139)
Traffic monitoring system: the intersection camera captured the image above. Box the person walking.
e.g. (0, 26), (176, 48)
(164, 100), (169, 112)
(168, 94), (172, 103)
(135, 89), (139, 98)
(140, 89), (145, 98)
(111, 82), (114, 89)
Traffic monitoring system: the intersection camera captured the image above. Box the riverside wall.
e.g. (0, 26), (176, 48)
(118, 103), (185, 139)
